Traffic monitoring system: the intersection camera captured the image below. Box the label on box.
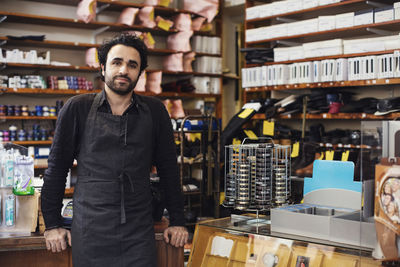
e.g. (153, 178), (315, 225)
(238, 108), (253, 119)
(291, 142), (299, 158)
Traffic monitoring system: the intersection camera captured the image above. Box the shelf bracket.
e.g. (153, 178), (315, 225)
(96, 3), (110, 14)
(92, 26), (110, 44)
(0, 16), (7, 23)
(276, 40), (301, 46)
(276, 17), (297, 23)
(366, 27), (394, 36)
(0, 40), (6, 46)
(0, 63), (6, 71)
(366, 1), (390, 8)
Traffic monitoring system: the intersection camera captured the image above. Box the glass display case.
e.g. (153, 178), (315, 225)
(188, 215), (380, 267)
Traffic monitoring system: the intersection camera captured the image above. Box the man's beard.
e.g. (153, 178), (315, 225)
(106, 75), (138, 96)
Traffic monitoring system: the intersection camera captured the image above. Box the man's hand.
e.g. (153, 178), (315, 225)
(44, 228), (71, 253)
(163, 226), (188, 248)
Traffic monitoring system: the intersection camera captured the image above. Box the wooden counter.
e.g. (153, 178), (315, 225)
(0, 219), (184, 267)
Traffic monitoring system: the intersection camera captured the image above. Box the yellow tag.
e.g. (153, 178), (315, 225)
(325, 150), (335, 161)
(157, 19), (172, 31)
(341, 150), (350, 161)
(159, 0), (170, 7)
(238, 108), (254, 119)
(244, 130), (258, 140)
(219, 192), (225, 205)
(95, 48), (99, 63)
(175, 140), (181, 145)
(149, 10), (154, 21)
(263, 121), (274, 136)
(232, 138), (241, 145)
(146, 32), (155, 46)
(189, 133), (201, 142)
(200, 23), (213, 32)
(318, 152), (324, 160)
(89, 1), (96, 14)
(291, 142), (299, 158)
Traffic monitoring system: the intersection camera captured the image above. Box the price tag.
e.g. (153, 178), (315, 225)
(291, 142), (300, 158)
(157, 19), (172, 31)
(147, 32), (155, 46)
(325, 150), (335, 161)
(159, 0), (170, 7)
(372, 80), (376, 84)
(232, 138), (241, 145)
(263, 121), (274, 136)
(362, 113), (366, 118)
(341, 150), (350, 161)
(244, 130), (258, 140)
(386, 79), (390, 83)
(322, 113), (327, 118)
(238, 108), (254, 119)
(219, 192), (225, 205)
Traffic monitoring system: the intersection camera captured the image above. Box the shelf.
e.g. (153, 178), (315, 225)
(0, 116), (57, 120)
(141, 92), (221, 98)
(26, 0), (200, 17)
(0, 11), (218, 37)
(244, 78), (400, 92)
(0, 11), (178, 35)
(3, 62), (98, 72)
(246, 0), (382, 24)
(12, 140), (52, 145)
(0, 37), (221, 57)
(3, 63), (224, 77)
(246, 49), (400, 67)
(247, 19), (400, 46)
(1, 87), (100, 95)
(252, 112), (400, 120)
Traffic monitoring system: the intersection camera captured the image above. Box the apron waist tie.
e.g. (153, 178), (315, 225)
(118, 173), (135, 224)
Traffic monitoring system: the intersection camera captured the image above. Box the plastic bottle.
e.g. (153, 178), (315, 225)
(4, 149), (15, 187)
(5, 194), (15, 227)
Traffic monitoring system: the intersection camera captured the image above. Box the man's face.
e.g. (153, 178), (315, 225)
(102, 44), (141, 96)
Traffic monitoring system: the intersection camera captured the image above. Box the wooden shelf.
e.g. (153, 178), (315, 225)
(0, 116), (57, 120)
(0, 11), (177, 35)
(1, 87), (100, 95)
(26, 0), (200, 17)
(252, 112), (400, 120)
(246, 0), (377, 24)
(0, 37), (221, 57)
(3, 62), (98, 72)
(0, 87), (219, 98)
(246, 49), (400, 67)
(0, 11), (218, 37)
(244, 78), (400, 92)
(247, 19), (400, 45)
(3, 63), (224, 77)
(12, 140), (52, 145)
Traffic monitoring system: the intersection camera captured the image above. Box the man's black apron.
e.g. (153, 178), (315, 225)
(71, 93), (156, 267)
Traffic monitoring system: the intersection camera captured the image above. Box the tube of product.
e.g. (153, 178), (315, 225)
(5, 194), (15, 227)
(4, 149), (15, 187)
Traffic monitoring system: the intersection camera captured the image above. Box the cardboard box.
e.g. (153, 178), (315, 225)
(318, 15), (336, 32)
(375, 6), (394, 23)
(335, 12), (354, 29)
(354, 9), (374, 26)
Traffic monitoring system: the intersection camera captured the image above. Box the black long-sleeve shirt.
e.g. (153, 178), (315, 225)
(41, 90), (185, 229)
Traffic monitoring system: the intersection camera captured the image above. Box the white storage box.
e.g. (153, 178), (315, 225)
(318, 15), (336, 31)
(335, 12), (354, 29)
(395, 2), (400, 20)
(374, 6), (394, 23)
(354, 9), (374, 26)
(303, 39), (343, 58)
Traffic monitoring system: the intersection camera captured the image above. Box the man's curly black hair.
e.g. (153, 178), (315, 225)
(97, 33), (148, 81)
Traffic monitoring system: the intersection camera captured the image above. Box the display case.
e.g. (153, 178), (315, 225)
(188, 215), (381, 267)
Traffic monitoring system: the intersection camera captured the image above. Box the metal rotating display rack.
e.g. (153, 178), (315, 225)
(223, 139), (291, 213)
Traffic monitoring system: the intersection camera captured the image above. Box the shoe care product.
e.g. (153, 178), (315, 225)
(0, 195), (2, 225)
(3, 149), (15, 187)
(13, 155), (35, 195)
(5, 194), (15, 227)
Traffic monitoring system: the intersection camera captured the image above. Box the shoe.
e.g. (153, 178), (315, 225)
(295, 152), (321, 177)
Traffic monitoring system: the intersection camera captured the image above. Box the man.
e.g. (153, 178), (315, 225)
(41, 33), (188, 267)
